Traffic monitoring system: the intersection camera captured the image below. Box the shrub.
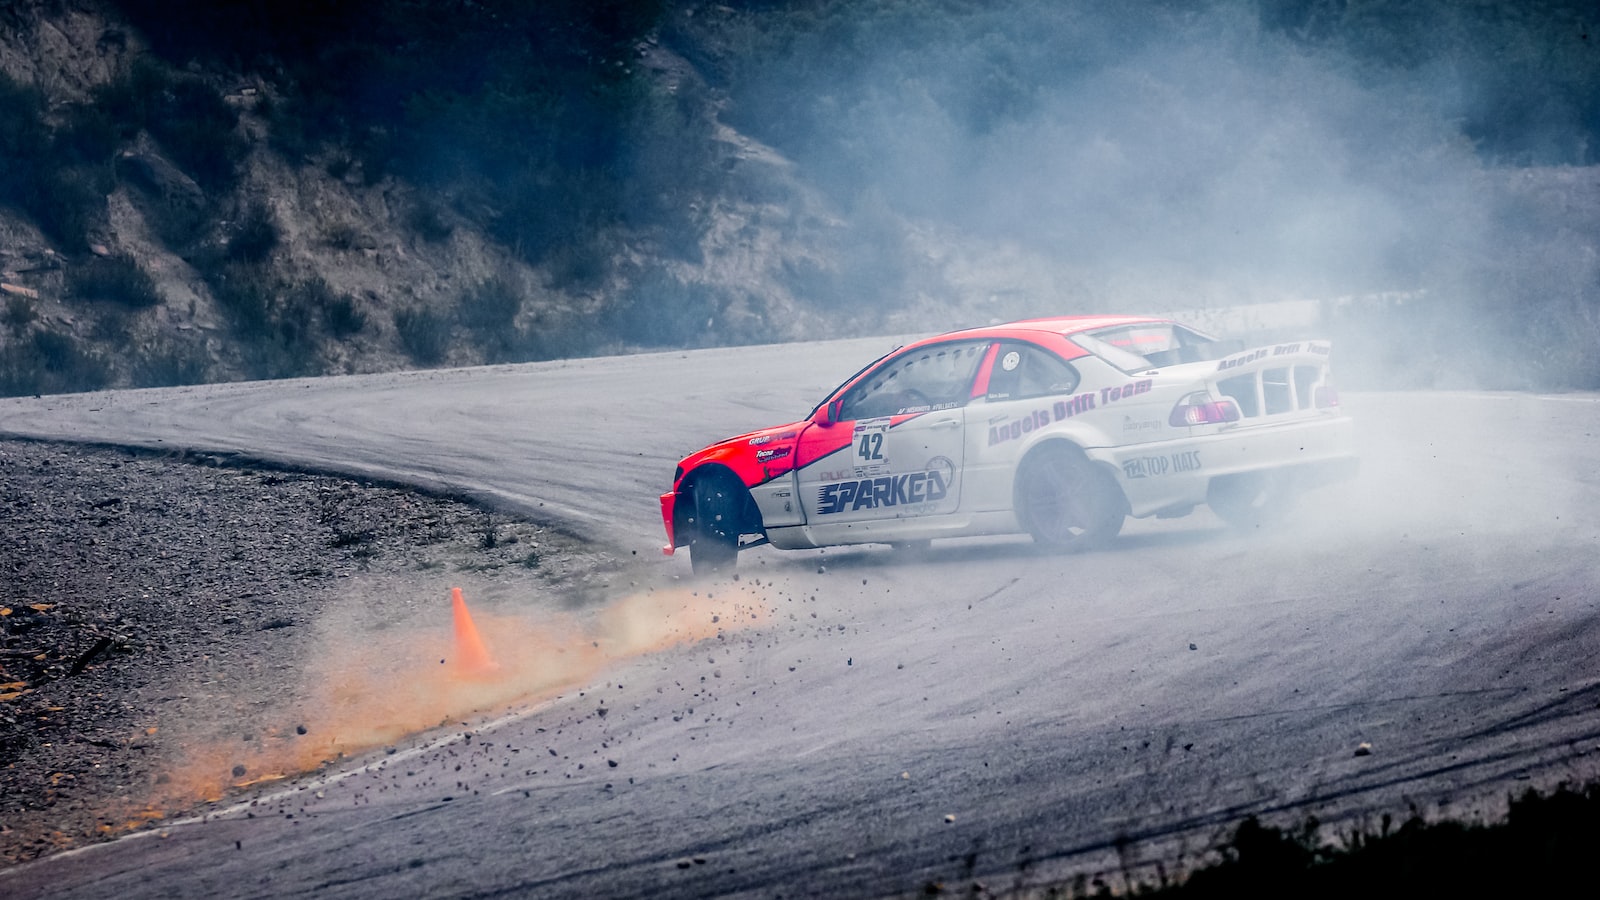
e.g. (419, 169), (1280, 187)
(130, 337), (211, 387)
(320, 221), (361, 251)
(66, 254), (162, 309)
(148, 77), (245, 193)
(406, 199), (454, 242)
(89, 58), (169, 136)
(0, 329), (113, 396)
(0, 71), (49, 207)
(56, 101), (121, 166)
(394, 306), (449, 365)
(0, 73), (106, 253)
(458, 277), (521, 336)
(323, 291), (367, 339)
(604, 268), (723, 348)
(227, 202), (280, 262)
(2, 296), (39, 336)
(206, 262), (274, 336)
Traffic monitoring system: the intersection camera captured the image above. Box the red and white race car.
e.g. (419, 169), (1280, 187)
(662, 315), (1356, 573)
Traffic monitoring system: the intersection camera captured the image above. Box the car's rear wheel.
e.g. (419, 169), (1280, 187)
(687, 474), (741, 576)
(1014, 443), (1125, 550)
(1207, 471), (1296, 530)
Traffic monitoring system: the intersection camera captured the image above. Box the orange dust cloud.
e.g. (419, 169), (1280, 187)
(155, 585), (763, 804)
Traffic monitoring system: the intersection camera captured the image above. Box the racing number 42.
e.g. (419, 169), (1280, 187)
(858, 432), (884, 462)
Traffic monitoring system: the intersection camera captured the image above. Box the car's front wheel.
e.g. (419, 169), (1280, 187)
(1014, 443), (1125, 550)
(687, 474), (741, 575)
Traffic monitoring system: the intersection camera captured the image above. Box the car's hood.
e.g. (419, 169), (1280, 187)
(675, 419), (810, 489)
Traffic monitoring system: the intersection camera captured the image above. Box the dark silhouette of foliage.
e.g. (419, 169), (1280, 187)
(0, 329), (113, 396)
(393, 305), (450, 365)
(129, 337), (212, 388)
(66, 254), (162, 310)
(227, 202), (281, 263)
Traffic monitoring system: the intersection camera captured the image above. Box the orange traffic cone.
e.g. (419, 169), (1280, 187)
(451, 587), (499, 676)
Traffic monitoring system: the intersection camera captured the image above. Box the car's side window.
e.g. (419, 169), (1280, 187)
(838, 340), (989, 420)
(984, 342), (1080, 401)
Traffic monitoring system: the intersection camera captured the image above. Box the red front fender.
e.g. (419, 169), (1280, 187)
(659, 490), (678, 555)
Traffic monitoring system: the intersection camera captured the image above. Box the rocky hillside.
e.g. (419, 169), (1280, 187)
(0, 1), (877, 395)
(1, 0), (1597, 396)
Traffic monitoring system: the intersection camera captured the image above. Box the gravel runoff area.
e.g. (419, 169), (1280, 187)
(0, 438), (634, 866)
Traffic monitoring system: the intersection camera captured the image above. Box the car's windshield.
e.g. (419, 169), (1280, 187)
(835, 340), (990, 420)
(809, 348), (897, 419)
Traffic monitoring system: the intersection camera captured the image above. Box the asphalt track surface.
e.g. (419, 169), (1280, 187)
(2, 338), (1599, 898)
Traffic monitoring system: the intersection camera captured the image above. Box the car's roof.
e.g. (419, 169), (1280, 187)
(919, 314), (1171, 346)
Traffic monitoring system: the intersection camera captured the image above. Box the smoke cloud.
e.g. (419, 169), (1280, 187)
(704, 0), (1596, 385)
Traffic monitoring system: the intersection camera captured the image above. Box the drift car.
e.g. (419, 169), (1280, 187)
(662, 315), (1356, 574)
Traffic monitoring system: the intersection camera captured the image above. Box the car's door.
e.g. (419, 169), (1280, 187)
(796, 340), (991, 525)
(962, 339), (1087, 511)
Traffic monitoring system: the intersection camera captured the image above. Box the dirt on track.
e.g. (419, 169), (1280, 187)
(0, 438), (629, 866)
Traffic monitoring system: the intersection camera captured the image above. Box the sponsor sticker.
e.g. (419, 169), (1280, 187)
(1122, 450), (1202, 479)
(817, 469), (949, 515)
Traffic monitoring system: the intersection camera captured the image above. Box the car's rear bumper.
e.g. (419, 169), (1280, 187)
(1096, 414), (1355, 517)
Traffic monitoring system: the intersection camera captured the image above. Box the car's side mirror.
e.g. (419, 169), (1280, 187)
(814, 399), (843, 426)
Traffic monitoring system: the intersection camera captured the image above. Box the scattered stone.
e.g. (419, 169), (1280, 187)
(232, 764), (247, 778)
(1354, 742), (1373, 757)
(943, 814), (956, 824)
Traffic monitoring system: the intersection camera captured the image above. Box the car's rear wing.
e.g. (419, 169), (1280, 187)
(1207, 340), (1338, 419)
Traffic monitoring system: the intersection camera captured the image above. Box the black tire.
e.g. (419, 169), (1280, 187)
(1014, 443), (1125, 550)
(687, 475), (741, 576)
(1207, 471), (1296, 531)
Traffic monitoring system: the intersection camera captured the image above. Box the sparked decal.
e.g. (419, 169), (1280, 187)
(1123, 450), (1202, 479)
(817, 470), (949, 515)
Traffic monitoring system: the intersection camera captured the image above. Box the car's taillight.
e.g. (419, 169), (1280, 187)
(1314, 385), (1340, 409)
(1170, 392), (1240, 427)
